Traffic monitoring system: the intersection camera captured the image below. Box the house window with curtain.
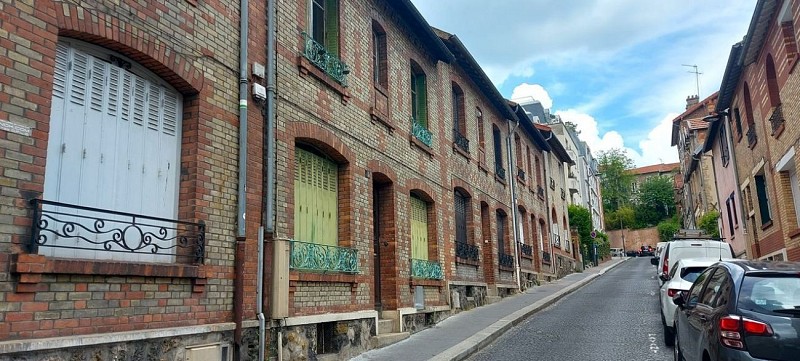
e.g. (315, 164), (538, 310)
(294, 147), (338, 246)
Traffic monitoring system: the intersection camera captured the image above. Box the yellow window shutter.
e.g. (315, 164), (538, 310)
(410, 196), (429, 260)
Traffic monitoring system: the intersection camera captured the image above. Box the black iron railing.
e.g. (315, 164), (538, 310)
(520, 243), (532, 257)
(498, 252), (514, 268)
(495, 164), (506, 180)
(30, 199), (205, 264)
(542, 251), (551, 264)
(456, 241), (479, 261)
(301, 32), (350, 86)
(769, 104), (784, 135)
(453, 129), (470, 153)
(537, 186), (545, 199)
(561, 189), (566, 200)
(747, 126), (757, 148)
(549, 178), (555, 190)
(517, 169), (526, 181)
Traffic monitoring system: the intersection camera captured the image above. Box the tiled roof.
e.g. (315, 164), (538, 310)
(631, 162), (679, 175)
(686, 118), (709, 130)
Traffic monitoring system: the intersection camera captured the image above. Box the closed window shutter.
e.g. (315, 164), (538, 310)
(294, 148), (337, 246)
(324, 0), (339, 57)
(755, 175), (771, 223)
(416, 75), (427, 128)
(411, 196), (429, 260)
(455, 191), (467, 244)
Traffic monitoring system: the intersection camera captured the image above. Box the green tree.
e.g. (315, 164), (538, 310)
(605, 205), (636, 230)
(598, 148), (635, 214)
(697, 210), (721, 238)
(634, 175), (675, 227)
(568, 204), (593, 262)
(656, 215), (681, 242)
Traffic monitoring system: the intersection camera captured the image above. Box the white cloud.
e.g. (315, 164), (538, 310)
(510, 83), (553, 109)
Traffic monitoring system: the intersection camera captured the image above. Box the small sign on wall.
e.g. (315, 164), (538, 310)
(0, 119), (32, 137)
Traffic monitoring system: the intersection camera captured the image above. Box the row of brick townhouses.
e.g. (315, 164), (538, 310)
(0, 0), (585, 360)
(678, 0), (800, 262)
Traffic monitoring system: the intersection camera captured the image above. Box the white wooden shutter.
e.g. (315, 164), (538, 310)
(43, 41), (181, 262)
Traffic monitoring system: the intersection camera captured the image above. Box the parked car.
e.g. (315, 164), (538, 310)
(626, 249), (639, 257)
(672, 260), (800, 361)
(650, 241), (669, 265)
(657, 239), (734, 285)
(658, 258), (734, 346)
(639, 245), (654, 257)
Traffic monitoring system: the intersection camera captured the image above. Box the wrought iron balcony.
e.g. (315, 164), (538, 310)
(550, 178), (555, 190)
(456, 241), (479, 261)
(517, 169), (526, 181)
(769, 104), (784, 135)
(537, 185), (545, 199)
(498, 252), (514, 268)
(542, 251), (552, 264)
(29, 199), (205, 264)
(552, 234), (561, 247)
(411, 117), (433, 147)
(746, 126), (757, 148)
(495, 164), (506, 180)
(561, 189), (566, 200)
(290, 240), (358, 273)
(453, 129), (470, 153)
(520, 243), (533, 257)
(411, 258), (443, 279)
(301, 32), (350, 86)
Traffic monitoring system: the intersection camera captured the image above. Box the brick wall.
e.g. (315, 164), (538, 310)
(0, 0), (262, 347)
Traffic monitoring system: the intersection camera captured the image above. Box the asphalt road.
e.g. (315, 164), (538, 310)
(467, 257), (672, 361)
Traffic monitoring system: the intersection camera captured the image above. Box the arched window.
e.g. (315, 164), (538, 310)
(492, 125), (504, 178)
(294, 146), (339, 246)
(371, 21), (388, 89)
(452, 83), (468, 152)
(743, 82), (756, 147)
(765, 54), (785, 136)
(410, 60), (427, 128)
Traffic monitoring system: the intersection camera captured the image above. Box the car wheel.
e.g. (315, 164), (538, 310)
(673, 330), (684, 361)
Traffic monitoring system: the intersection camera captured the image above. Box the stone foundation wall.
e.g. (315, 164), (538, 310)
(278, 318), (374, 361)
(449, 284), (487, 311)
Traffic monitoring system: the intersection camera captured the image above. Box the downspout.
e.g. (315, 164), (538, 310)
(541, 131), (555, 275)
(506, 119), (521, 292)
(262, 0), (277, 359)
(235, 0), (249, 357)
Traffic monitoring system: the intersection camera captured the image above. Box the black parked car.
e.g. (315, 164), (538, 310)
(639, 245), (654, 257)
(672, 260), (800, 361)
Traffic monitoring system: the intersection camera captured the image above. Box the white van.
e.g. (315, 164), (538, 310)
(656, 239), (734, 285)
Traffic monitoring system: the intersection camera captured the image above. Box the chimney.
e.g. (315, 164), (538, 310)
(686, 95), (699, 109)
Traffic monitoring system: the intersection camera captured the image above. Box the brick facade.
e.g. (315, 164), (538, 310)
(0, 0), (263, 358)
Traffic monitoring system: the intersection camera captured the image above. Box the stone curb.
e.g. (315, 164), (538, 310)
(432, 258), (628, 361)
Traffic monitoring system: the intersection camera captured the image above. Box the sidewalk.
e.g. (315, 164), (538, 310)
(352, 258), (627, 361)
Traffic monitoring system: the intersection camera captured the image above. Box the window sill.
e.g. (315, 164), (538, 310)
(410, 136), (435, 158)
(452, 144), (471, 160)
(370, 108), (394, 133)
(499, 265), (514, 272)
(478, 162), (489, 173)
(298, 55), (351, 104)
(788, 228), (800, 239)
(761, 220), (773, 231)
(12, 254), (206, 293)
(410, 278), (444, 287)
(494, 174), (506, 185)
(456, 257), (480, 266)
(521, 253), (534, 260)
(772, 123), (785, 139)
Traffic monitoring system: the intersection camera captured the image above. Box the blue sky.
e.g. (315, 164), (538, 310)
(411, 1), (757, 167)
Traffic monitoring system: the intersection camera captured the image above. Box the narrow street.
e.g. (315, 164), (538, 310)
(467, 257), (671, 361)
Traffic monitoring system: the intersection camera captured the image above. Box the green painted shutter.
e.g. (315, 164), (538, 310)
(416, 75), (428, 128)
(324, 0), (339, 57)
(294, 148), (338, 245)
(411, 196), (429, 260)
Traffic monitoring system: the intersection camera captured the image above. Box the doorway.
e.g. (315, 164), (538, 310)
(372, 174), (395, 311)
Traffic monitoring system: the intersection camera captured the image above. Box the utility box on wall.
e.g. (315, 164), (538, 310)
(271, 239), (290, 319)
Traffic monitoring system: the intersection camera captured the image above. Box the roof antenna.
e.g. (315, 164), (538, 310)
(682, 64), (702, 97)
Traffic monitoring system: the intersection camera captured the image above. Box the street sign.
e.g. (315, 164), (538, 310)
(590, 230), (597, 239)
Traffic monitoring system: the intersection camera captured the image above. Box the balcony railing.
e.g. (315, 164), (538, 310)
(301, 32), (350, 86)
(411, 258), (443, 279)
(498, 252), (514, 268)
(495, 164), (506, 180)
(412, 117), (433, 147)
(290, 240), (359, 273)
(769, 104), (785, 135)
(520, 243), (533, 257)
(552, 234), (561, 247)
(456, 241), (479, 261)
(550, 178), (555, 190)
(537, 185), (545, 199)
(30, 199), (205, 264)
(747, 126), (757, 148)
(453, 129), (470, 153)
(517, 169), (526, 181)
(542, 251), (552, 264)
(561, 189), (566, 200)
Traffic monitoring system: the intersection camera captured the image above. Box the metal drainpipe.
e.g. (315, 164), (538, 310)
(237, 0), (249, 239)
(265, 0), (277, 233)
(506, 120), (521, 292)
(541, 131), (555, 275)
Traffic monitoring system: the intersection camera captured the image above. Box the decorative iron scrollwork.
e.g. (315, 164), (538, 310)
(542, 251), (552, 264)
(289, 240), (359, 273)
(495, 165), (506, 180)
(453, 129), (469, 153)
(412, 118), (433, 147)
(301, 32), (350, 86)
(520, 243), (532, 257)
(456, 241), (479, 261)
(30, 199), (205, 264)
(498, 252), (514, 268)
(411, 258), (443, 279)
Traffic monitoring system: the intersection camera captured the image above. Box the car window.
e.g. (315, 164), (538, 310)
(737, 275), (800, 315)
(686, 268), (713, 306)
(680, 267), (708, 283)
(669, 263), (680, 279)
(700, 269), (726, 306)
(711, 276), (733, 308)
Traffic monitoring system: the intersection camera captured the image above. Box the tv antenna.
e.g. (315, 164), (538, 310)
(682, 64), (702, 97)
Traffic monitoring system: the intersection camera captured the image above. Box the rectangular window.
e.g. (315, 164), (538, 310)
(733, 108), (743, 139)
(411, 196), (429, 260)
(496, 212), (506, 254)
(454, 191), (468, 245)
(310, 0), (339, 56)
(755, 174), (772, 225)
(720, 123), (730, 167)
(726, 196), (735, 236)
(410, 65), (428, 128)
(294, 148), (338, 246)
(372, 25), (387, 88)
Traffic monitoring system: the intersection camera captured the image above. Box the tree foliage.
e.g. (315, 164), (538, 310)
(597, 148), (635, 213)
(605, 205), (636, 230)
(633, 175), (675, 228)
(568, 204), (593, 259)
(697, 210), (721, 239)
(657, 215), (682, 242)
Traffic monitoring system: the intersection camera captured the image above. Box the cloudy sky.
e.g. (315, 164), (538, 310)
(410, 1), (757, 167)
